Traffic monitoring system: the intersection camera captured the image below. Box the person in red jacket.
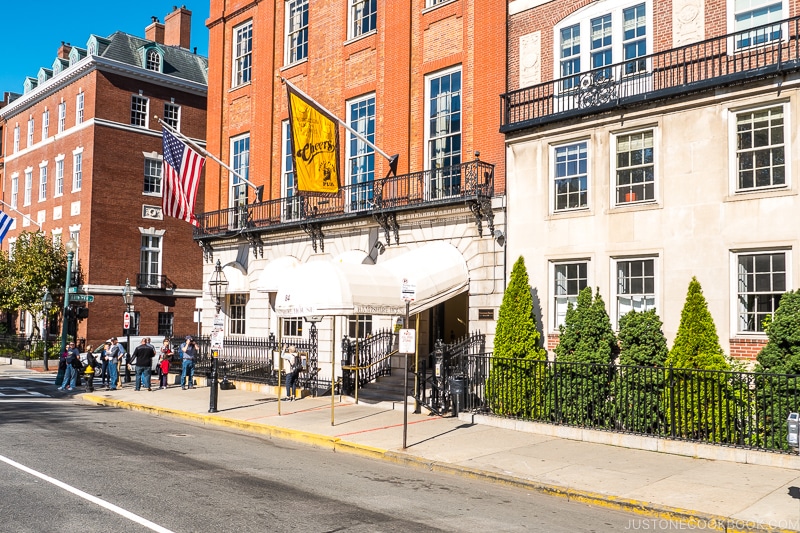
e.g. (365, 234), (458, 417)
(158, 352), (170, 389)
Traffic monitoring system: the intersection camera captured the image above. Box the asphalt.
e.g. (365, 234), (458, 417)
(5, 362), (800, 532)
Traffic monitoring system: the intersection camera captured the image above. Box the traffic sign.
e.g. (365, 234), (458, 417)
(123, 312), (130, 329)
(401, 278), (416, 302)
(70, 294), (94, 302)
(68, 287), (78, 293)
(399, 328), (415, 353)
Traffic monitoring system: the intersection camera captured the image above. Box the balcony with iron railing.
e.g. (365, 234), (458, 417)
(136, 273), (168, 290)
(501, 16), (800, 132)
(194, 159), (494, 240)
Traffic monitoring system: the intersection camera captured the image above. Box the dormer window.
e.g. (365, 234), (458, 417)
(87, 37), (98, 56)
(145, 48), (162, 72)
(69, 48), (80, 65)
(37, 68), (52, 85)
(23, 77), (37, 94)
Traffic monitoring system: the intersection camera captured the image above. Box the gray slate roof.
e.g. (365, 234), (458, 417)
(98, 31), (208, 85)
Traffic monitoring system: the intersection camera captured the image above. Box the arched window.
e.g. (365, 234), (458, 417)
(146, 49), (162, 72)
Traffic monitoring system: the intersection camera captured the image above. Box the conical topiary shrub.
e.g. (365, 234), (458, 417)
(487, 256), (547, 418)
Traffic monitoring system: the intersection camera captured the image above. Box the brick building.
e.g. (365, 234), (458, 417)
(503, 0), (800, 360)
(0, 7), (207, 347)
(199, 0), (506, 385)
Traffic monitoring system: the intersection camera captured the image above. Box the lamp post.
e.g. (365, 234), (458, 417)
(41, 289), (53, 371)
(122, 278), (134, 384)
(56, 238), (77, 386)
(208, 259), (228, 413)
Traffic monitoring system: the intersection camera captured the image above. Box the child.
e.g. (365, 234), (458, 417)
(158, 353), (170, 389)
(83, 345), (96, 393)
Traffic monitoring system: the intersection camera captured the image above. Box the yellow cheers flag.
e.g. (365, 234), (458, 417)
(287, 85), (340, 195)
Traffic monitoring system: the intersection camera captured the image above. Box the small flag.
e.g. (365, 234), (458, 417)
(162, 128), (205, 226)
(0, 211), (12, 244)
(287, 85), (340, 196)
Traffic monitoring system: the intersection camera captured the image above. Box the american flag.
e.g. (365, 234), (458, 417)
(0, 211), (12, 244)
(162, 128), (205, 226)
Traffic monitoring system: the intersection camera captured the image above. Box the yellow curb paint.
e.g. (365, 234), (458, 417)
(81, 395), (790, 533)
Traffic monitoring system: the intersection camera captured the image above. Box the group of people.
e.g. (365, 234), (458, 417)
(57, 335), (199, 392)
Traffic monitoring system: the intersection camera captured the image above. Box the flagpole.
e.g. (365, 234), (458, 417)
(281, 77), (399, 171)
(155, 116), (263, 200)
(0, 199), (43, 229)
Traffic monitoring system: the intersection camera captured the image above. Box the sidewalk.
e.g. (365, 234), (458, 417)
(7, 363), (800, 532)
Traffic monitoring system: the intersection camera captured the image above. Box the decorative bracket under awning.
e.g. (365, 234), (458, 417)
(301, 222), (325, 252)
(468, 197), (494, 237)
(246, 232), (263, 258)
(374, 211), (399, 245)
(198, 240), (214, 263)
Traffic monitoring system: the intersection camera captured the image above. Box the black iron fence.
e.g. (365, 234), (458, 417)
(0, 334), (79, 367)
(502, 16), (800, 130)
(340, 329), (397, 394)
(447, 356), (800, 453)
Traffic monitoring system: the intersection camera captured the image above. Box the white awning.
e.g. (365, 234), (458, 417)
(381, 242), (470, 314)
(274, 242), (469, 317)
(222, 262), (248, 293)
(256, 256), (300, 292)
(275, 260), (403, 317)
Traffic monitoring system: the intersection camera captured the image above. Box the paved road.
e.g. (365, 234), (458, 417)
(0, 373), (643, 532)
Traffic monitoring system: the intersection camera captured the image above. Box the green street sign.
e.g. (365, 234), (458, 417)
(68, 287), (78, 293)
(70, 294), (94, 302)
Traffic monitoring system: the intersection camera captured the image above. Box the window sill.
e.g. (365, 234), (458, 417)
(142, 192), (163, 198)
(422, 0), (458, 14)
(229, 81), (252, 93)
(281, 58), (308, 72)
(344, 29), (377, 48)
(546, 207), (592, 220)
(724, 187), (796, 202)
(610, 200), (661, 212)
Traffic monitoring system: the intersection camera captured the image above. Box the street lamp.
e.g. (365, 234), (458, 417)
(56, 238), (77, 386)
(207, 259), (228, 413)
(122, 278), (134, 384)
(41, 289), (53, 371)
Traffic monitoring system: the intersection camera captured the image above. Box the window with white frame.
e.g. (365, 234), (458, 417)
(55, 157), (64, 196)
(13, 125), (20, 152)
(42, 110), (49, 140)
(732, 0), (785, 49)
(27, 117), (34, 147)
(734, 106), (786, 191)
(130, 95), (148, 127)
(281, 121), (300, 220)
(73, 150), (83, 191)
(144, 157), (162, 195)
(228, 294), (247, 335)
(24, 169), (32, 206)
(232, 21), (253, 87)
(347, 94), (375, 212)
(347, 315), (373, 337)
(230, 134), (250, 209)
(553, 140), (588, 211)
(426, 0), (450, 6)
(553, 261), (588, 329)
(283, 317), (303, 337)
(68, 229), (80, 272)
(76, 92), (84, 124)
(615, 129), (654, 204)
(39, 163), (47, 202)
(145, 49), (162, 72)
(736, 250), (787, 332)
(52, 231), (62, 248)
(349, 0), (377, 39)
(555, 0), (650, 89)
(139, 234), (162, 287)
(615, 257), (656, 324)
(10, 173), (18, 208)
(58, 102), (66, 133)
(286, 0), (309, 65)
(8, 239), (15, 259)
(164, 102), (180, 131)
(426, 67), (462, 199)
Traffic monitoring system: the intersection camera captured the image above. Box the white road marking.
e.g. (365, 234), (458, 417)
(0, 454), (175, 533)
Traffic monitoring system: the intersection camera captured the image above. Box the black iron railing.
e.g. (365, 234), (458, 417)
(450, 356), (800, 453)
(194, 160), (494, 239)
(340, 329), (397, 394)
(136, 273), (168, 290)
(501, 16), (800, 131)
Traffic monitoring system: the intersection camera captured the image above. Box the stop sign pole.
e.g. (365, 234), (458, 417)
(400, 278), (416, 450)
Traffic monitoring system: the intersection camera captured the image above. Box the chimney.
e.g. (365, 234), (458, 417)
(164, 5), (192, 49)
(145, 16), (165, 44)
(57, 41), (72, 59)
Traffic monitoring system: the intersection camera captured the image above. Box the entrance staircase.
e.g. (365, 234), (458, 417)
(348, 352), (423, 412)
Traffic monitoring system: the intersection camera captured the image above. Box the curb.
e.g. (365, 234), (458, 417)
(81, 394), (794, 533)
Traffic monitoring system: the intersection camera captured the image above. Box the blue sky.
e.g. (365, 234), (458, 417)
(0, 2), (210, 95)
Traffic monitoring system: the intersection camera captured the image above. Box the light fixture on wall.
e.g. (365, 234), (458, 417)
(493, 229), (506, 247)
